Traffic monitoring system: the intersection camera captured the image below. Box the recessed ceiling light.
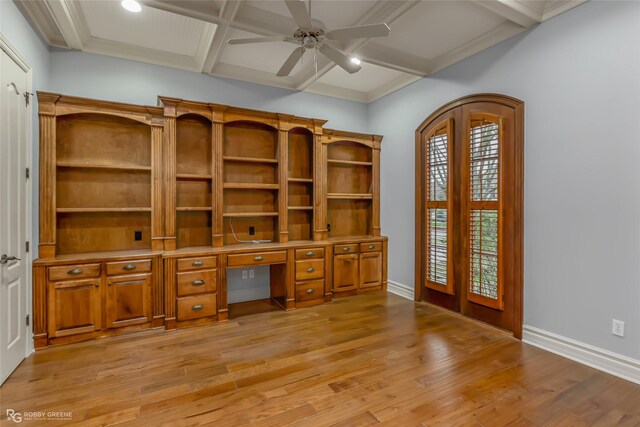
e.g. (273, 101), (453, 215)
(350, 57), (361, 65)
(121, 0), (142, 13)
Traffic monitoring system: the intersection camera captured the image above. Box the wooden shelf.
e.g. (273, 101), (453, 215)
(288, 206), (313, 210)
(223, 183), (279, 190)
(56, 207), (152, 213)
(176, 207), (212, 212)
(288, 178), (313, 183)
(223, 212), (279, 217)
(176, 173), (212, 180)
(57, 161), (151, 171)
(223, 156), (278, 164)
(327, 159), (373, 167)
(327, 193), (373, 200)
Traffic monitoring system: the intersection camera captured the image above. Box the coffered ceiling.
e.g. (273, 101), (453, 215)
(16, 0), (586, 103)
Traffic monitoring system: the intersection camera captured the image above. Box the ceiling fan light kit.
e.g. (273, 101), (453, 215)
(226, 0), (390, 78)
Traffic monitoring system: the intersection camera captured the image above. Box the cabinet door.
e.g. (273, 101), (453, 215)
(48, 279), (101, 338)
(360, 252), (382, 288)
(105, 274), (152, 329)
(333, 254), (359, 293)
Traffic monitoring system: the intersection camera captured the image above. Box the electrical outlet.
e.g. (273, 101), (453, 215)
(241, 270), (248, 279)
(249, 269), (255, 278)
(249, 226), (255, 236)
(612, 319), (625, 337)
(134, 230), (142, 241)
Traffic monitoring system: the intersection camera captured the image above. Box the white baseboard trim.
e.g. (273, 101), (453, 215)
(228, 287), (270, 304)
(523, 325), (640, 385)
(387, 280), (414, 300)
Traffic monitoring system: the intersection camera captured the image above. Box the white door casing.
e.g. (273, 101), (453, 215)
(0, 40), (30, 385)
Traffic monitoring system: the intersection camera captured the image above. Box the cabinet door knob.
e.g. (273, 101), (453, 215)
(192, 280), (205, 286)
(342, 247), (350, 251)
(108, 282), (112, 286)
(122, 264), (137, 271)
(369, 245), (375, 249)
(254, 256), (264, 261)
(192, 304), (204, 311)
(68, 269), (82, 275)
(306, 267), (315, 273)
(306, 251), (315, 257)
(192, 261), (204, 267)
(306, 288), (315, 294)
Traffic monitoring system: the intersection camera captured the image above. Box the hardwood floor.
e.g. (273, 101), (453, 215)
(1, 292), (639, 426)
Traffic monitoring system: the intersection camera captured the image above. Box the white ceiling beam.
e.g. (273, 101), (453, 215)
(294, 0), (421, 91)
(425, 20), (527, 75)
(471, 0), (541, 28)
(201, 0), (244, 74)
(542, 0), (587, 21)
(44, 0), (85, 50)
(355, 44), (429, 77)
(141, 0), (223, 25)
(14, 0), (68, 48)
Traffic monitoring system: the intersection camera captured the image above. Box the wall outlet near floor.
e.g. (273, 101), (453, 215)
(249, 226), (255, 236)
(241, 270), (248, 279)
(249, 269), (255, 278)
(612, 319), (625, 337)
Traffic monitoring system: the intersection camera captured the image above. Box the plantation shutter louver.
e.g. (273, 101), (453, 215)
(424, 118), (453, 294)
(467, 116), (503, 309)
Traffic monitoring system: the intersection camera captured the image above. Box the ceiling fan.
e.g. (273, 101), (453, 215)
(226, 0), (390, 77)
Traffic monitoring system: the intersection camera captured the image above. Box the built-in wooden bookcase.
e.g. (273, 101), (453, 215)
(38, 93), (164, 258)
(287, 128), (314, 241)
(175, 114), (213, 248)
(222, 121), (280, 244)
(323, 130), (382, 238)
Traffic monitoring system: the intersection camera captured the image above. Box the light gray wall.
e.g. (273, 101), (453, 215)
(48, 50), (369, 133)
(1, 0), (51, 255)
(369, 0), (640, 359)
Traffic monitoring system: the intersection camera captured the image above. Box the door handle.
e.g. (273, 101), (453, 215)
(0, 254), (20, 264)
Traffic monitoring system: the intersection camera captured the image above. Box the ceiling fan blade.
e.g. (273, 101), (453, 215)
(319, 45), (361, 74)
(227, 36), (286, 45)
(284, 0), (313, 30)
(325, 23), (390, 40)
(276, 47), (305, 77)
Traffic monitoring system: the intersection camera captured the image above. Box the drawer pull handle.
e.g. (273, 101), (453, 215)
(306, 288), (315, 294)
(192, 304), (204, 311)
(368, 245), (375, 249)
(306, 267), (315, 273)
(254, 256), (264, 261)
(306, 251), (315, 257)
(122, 264), (137, 271)
(68, 269), (83, 275)
(342, 247), (350, 251)
(192, 280), (205, 286)
(192, 261), (204, 267)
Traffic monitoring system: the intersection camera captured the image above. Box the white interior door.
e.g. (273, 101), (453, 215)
(0, 48), (29, 385)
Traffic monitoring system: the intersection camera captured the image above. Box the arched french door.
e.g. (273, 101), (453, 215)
(415, 94), (524, 338)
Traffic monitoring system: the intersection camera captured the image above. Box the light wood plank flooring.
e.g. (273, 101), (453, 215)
(1, 292), (639, 426)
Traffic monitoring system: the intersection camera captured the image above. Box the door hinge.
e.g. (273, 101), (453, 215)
(26, 241), (29, 253)
(26, 168), (30, 179)
(24, 92), (33, 107)
(26, 314), (30, 326)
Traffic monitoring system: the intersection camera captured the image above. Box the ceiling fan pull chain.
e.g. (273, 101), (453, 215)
(314, 47), (318, 80)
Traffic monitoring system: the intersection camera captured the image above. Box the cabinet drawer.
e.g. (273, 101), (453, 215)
(227, 251), (287, 267)
(334, 244), (358, 254)
(360, 242), (382, 253)
(49, 263), (101, 281)
(177, 269), (217, 297)
(295, 247), (325, 260)
(177, 256), (217, 271)
(295, 280), (324, 303)
(295, 259), (325, 281)
(106, 259), (151, 276)
(177, 294), (217, 321)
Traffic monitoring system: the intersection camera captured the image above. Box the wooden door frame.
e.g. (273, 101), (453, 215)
(0, 33), (34, 354)
(415, 93), (524, 338)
